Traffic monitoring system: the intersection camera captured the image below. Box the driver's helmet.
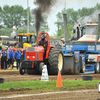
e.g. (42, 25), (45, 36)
(41, 34), (45, 40)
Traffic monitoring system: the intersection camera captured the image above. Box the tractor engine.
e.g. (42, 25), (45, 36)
(26, 46), (44, 61)
(20, 46), (44, 75)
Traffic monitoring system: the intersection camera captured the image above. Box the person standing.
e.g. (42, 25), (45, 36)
(1, 47), (8, 70)
(0, 46), (4, 69)
(23, 47), (27, 60)
(12, 47), (15, 68)
(7, 46), (14, 70)
(15, 48), (21, 70)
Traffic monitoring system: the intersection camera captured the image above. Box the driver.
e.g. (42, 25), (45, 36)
(38, 34), (48, 58)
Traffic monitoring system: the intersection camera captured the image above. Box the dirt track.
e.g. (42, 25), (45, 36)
(0, 70), (100, 100)
(0, 70), (100, 82)
(0, 89), (100, 100)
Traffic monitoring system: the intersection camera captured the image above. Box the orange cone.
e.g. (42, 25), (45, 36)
(0, 64), (1, 70)
(0, 59), (1, 70)
(56, 70), (63, 87)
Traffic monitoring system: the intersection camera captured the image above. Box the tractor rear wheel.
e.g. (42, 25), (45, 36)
(39, 62), (44, 75)
(48, 47), (64, 75)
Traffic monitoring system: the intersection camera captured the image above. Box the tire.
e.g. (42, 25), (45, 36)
(20, 55), (24, 63)
(95, 62), (100, 74)
(81, 62), (85, 73)
(80, 56), (85, 73)
(48, 47), (64, 75)
(27, 68), (39, 75)
(19, 63), (25, 75)
(82, 75), (93, 81)
(39, 62), (44, 75)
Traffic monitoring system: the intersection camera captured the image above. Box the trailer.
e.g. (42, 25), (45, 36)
(61, 16), (100, 74)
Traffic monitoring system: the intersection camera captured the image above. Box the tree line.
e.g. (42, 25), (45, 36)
(0, 5), (49, 36)
(0, 5), (33, 28)
(0, 3), (100, 38)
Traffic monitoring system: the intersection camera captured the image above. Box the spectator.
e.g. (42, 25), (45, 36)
(0, 46), (4, 69)
(15, 48), (21, 70)
(23, 47), (27, 60)
(7, 46), (14, 70)
(0, 46), (3, 52)
(1, 47), (8, 70)
(6, 47), (9, 68)
(20, 47), (24, 62)
(0, 47), (2, 60)
(12, 47), (15, 68)
(20, 47), (23, 54)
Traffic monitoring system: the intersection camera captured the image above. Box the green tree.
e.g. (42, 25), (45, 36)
(0, 28), (12, 36)
(22, 8), (33, 26)
(29, 29), (35, 33)
(54, 8), (76, 39)
(95, 3), (100, 10)
(78, 7), (95, 18)
(62, 8), (78, 26)
(17, 26), (35, 35)
(0, 6), (2, 24)
(1, 5), (33, 28)
(55, 12), (63, 33)
(17, 27), (27, 35)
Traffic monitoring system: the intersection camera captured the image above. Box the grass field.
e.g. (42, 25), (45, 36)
(0, 80), (100, 92)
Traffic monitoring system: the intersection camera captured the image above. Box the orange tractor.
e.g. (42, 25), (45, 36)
(19, 32), (64, 75)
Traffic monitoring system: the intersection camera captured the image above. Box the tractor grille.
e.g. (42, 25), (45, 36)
(26, 47), (35, 52)
(22, 61), (32, 68)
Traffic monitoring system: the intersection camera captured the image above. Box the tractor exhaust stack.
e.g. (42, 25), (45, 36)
(63, 14), (70, 41)
(95, 14), (100, 45)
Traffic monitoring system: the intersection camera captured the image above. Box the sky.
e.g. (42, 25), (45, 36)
(0, 0), (100, 36)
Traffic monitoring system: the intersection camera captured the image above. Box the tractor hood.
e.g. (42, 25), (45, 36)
(35, 46), (44, 52)
(77, 35), (100, 42)
(26, 46), (44, 52)
(26, 46), (44, 61)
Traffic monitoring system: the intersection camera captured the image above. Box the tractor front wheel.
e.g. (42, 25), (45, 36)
(19, 63), (25, 75)
(39, 62), (44, 75)
(81, 62), (85, 73)
(48, 47), (64, 75)
(27, 68), (39, 75)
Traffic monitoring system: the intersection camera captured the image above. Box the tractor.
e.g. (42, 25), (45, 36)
(18, 33), (36, 49)
(19, 32), (64, 75)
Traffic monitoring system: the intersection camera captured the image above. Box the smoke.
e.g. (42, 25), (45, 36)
(32, 0), (57, 37)
(73, 10), (100, 30)
(78, 10), (100, 26)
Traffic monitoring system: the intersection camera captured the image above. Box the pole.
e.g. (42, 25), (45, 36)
(63, 14), (70, 41)
(65, 0), (66, 10)
(27, 0), (29, 33)
(95, 14), (100, 45)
